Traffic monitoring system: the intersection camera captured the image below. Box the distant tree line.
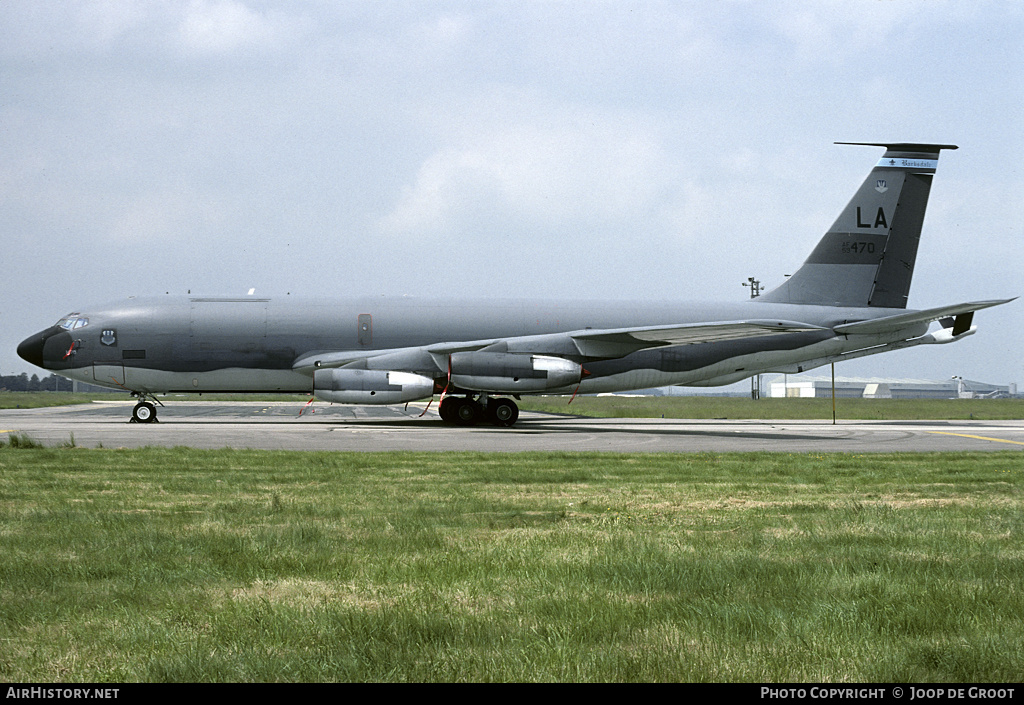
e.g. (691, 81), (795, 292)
(1, 372), (111, 393)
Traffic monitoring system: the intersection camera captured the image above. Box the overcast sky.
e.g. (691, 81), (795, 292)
(2, 0), (1021, 388)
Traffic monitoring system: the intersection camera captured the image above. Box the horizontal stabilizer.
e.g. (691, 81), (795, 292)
(833, 299), (1014, 336)
(834, 142), (959, 152)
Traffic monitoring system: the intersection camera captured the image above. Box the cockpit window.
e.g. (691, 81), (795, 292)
(56, 315), (88, 330)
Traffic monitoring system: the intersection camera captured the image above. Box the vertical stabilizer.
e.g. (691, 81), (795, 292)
(759, 142), (957, 308)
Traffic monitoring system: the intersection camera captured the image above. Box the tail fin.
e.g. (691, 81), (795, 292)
(758, 142), (958, 308)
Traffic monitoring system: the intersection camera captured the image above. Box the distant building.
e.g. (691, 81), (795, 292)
(768, 376), (1016, 399)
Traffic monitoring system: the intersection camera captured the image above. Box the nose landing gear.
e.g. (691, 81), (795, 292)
(129, 392), (163, 423)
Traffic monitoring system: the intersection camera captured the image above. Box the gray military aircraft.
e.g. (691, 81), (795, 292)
(17, 142), (1013, 426)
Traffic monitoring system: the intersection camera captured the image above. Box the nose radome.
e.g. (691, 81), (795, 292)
(17, 331), (48, 368)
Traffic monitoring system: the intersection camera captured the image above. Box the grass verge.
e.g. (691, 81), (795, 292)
(518, 396), (1024, 420)
(1, 447), (1021, 682)
(5, 391), (1021, 419)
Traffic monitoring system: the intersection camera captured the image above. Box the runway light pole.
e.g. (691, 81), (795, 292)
(744, 277), (764, 400)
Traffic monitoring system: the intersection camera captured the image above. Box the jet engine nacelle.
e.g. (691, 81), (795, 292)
(449, 352), (581, 393)
(313, 368), (434, 405)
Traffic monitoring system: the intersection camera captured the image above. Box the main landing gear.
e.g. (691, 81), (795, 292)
(438, 395), (519, 427)
(129, 392), (164, 423)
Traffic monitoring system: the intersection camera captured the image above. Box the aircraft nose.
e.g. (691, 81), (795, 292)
(17, 328), (57, 369)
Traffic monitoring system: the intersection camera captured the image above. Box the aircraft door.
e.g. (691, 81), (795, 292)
(358, 314), (372, 346)
(93, 362), (125, 387)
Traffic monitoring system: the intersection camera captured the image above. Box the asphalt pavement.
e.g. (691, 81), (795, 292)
(2, 400), (1023, 452)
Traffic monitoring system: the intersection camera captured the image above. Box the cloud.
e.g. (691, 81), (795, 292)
(105, 188), (230, 245)
(0, 0), (306, 61)
(176, 0), (284, 55)
(379, 109), (675, 239)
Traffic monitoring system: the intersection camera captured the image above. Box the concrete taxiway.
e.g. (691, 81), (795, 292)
(2, 401), (1023, 452)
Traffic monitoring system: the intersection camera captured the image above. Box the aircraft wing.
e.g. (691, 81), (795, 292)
(292, 319), (828, 374)
(833, 299), (1015, 337)
(295, 298), (1014, 376)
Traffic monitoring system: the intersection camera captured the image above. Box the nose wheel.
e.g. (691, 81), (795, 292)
(131, 402), (157, 423)
(129, 393), (163, 423)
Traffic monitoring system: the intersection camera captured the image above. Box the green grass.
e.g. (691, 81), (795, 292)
(0, 392), (313, 409)
(0, 391), (128, 409)
(1, 447), (1022, 682)
(4, 391), (1023, 419)
(519, 395), (1024, 420)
